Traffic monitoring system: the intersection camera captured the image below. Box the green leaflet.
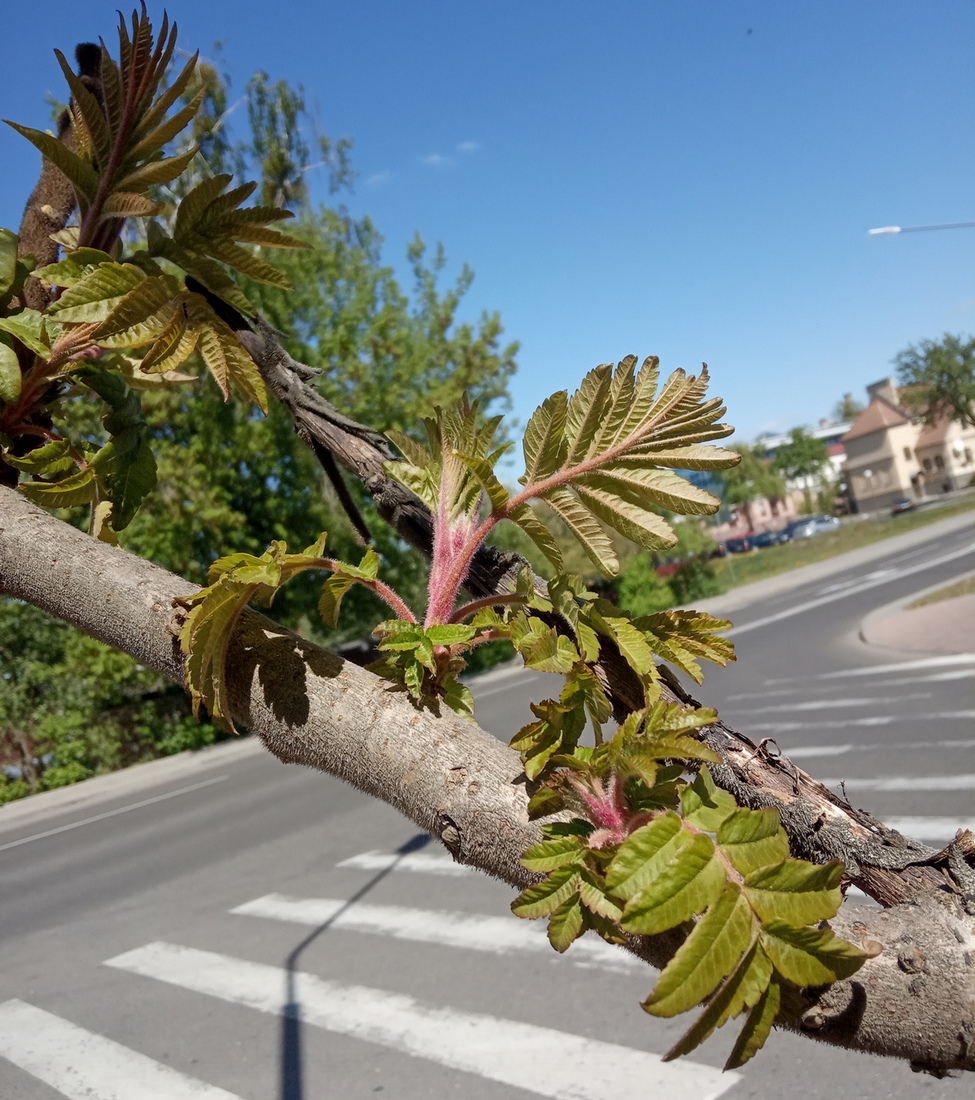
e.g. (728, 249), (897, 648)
(744, 859), (844, 926)
(663, 939), (771, 1061)
(520, 836), (588, 873)
(547, 895), (585, 952)
(521, 390), (568, 484)
(680, 767), (737, 831)
(620, 832), (725, 935)
(19, 465), (96, 508)
(4, 122), (100, 203)
(2, 439), (73, 476)
(760, 922), (869, 986)
(0, 338), (21, 404)
(635, 609), (735, 684)
(725, 978), (781, 1070)
(643, 885), (754, 1018)
(718, 808), (791, 877)
(511, 865), (582, 920)
(586, 600), (655, 677)
(604, 813), (684, 899)
(48, 263), (147, 323)
(0, 229), (17, 297)
(0, 308), (50, 356)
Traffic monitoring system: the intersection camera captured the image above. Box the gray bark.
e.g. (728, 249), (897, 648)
(1, 484), (973, 1075)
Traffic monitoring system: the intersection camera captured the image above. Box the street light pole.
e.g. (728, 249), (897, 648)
(868, 222), (975, 235)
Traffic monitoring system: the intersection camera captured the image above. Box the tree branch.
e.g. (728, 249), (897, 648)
(2, 485), (974, 1074)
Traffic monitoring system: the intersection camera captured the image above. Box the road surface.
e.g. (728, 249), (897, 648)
(0, 512), (972, 1099)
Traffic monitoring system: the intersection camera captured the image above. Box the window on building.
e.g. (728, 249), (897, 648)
(934, 454), (945, 469)
(923, 457), (932, 471)
(966, 449), (973, 465)
(903, 446), (912, 461)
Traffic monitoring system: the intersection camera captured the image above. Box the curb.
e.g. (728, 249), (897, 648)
(0, 734), (266, 836)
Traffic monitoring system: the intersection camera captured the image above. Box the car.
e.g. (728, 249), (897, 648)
(890, 497), (916, 515)
(723, 535), (754, 553)
(750, 529), (790, 548)
(785, 514), (841, 539)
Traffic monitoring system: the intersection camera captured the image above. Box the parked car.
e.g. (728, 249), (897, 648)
(785, 514), (841, 540)
(723, 535), (754, 553)
(890, 497), (916, 515)
(750, 529), (790, 549)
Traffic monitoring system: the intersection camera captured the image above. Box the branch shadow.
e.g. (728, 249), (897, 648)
(278, 831), (432, 1100)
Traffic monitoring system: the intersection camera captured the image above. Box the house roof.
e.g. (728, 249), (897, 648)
(915, 417), (951, 449)
(842, 395), (909, 442)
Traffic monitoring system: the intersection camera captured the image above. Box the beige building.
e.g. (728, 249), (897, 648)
(842, 378), (975, 512)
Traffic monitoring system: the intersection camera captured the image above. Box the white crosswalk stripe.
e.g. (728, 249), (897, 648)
(337, 848), (475, 875)
(105, 942), (739, 1100)
(0, 999), (244, 1099)
(231, 892), (641, 971)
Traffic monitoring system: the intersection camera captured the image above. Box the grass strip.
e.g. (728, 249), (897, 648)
(713, 495), (975, 591)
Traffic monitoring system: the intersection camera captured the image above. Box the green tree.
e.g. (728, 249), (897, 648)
(895, 332), (975, 429)
(717, 444), (787, 528)
(0, 49), (517, 801)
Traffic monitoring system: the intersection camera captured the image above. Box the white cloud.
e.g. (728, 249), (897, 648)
(366, 171), (393, 188)
(419, 153), (452, 168)
(456, 141), (479, 153)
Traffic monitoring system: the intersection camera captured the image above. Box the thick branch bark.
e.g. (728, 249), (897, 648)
(1, 485), (973, 1074)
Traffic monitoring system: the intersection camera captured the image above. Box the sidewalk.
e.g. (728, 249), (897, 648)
(859, 581), (975, 655)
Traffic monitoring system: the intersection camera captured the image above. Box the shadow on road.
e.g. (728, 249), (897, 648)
(279, 831), (433, 1100)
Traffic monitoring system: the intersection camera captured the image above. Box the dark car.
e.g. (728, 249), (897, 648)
(723, 535), (754, 553)
(750, 529), (790, 548)
(785, 515), (841, 540)
(890, 497), (916, 515)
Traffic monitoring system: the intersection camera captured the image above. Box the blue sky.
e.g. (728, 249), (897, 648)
(2, 1), (972, 443)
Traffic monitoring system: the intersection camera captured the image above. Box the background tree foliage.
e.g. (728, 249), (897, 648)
(895, 331), (975, 430)
(0, 60), (518, 799)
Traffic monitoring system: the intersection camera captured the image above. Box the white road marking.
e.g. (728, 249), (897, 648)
(788, 736), (975, 759)
(106, 942), (739, 1100)
(747, 710), (975, 732)
(732, 693), (930, 714)
(231, 893), (639, 972)
(0, 776), (228, 853)
(885, 818), (975, 842)
(337, 849), (476, 875)
(728, 541), (975, 636)
(765, 653), (975, 683)
(727, 668), (975, 699)
(0, 999), (243, 1099)
(820, 774), (975, 792)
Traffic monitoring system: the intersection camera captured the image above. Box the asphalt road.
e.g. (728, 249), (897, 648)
(0, 513), (972, 1100)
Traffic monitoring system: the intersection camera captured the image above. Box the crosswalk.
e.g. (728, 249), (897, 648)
(720, 652), (975, 846)
(0, 846), (741, 1100)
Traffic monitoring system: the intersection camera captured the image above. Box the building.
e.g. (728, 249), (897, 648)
(842, 378), (975, 512)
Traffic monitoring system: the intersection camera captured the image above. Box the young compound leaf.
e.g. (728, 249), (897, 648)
(635, 609), (735, 684)
(0, 229), (18, 297)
